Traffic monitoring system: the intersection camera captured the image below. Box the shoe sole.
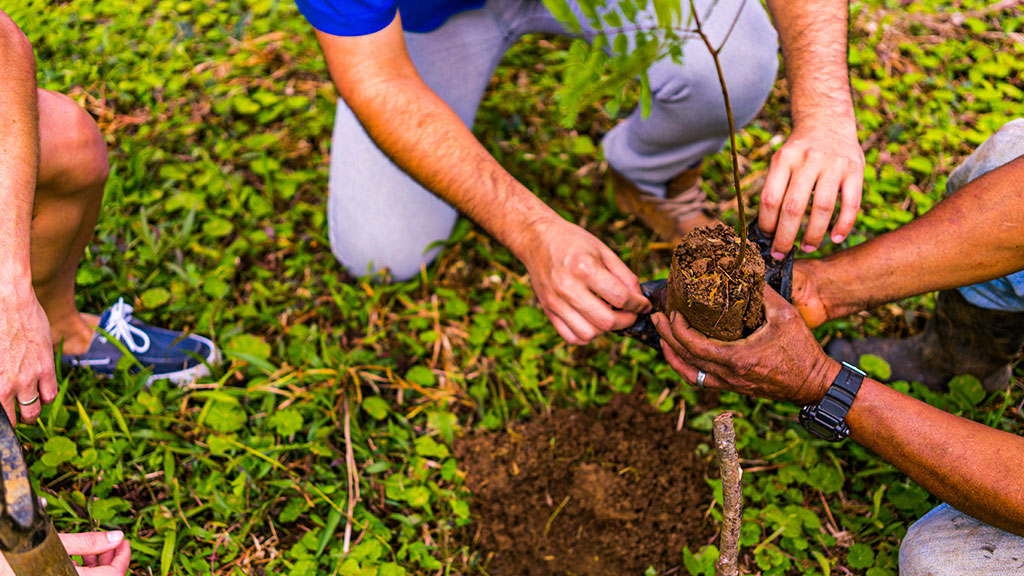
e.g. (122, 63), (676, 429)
(145, 334), (221, 387)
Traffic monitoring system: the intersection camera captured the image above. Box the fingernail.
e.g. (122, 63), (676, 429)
(107, 531), (124, 543)
(831, 234), (845, 244)
(801, 244), (816, 253)
(771, 251), (785, 261)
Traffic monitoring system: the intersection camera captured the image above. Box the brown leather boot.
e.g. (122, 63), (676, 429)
(610, 162), (714, 244)
(826, 290), (1024, 392)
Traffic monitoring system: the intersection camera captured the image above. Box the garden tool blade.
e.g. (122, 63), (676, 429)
(613, 278), (668, 351)
(747, 216), (794, 303)
(0, 409), (77, 576)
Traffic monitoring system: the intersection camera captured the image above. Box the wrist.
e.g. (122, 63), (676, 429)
(509, 210), (563, 265)
(793, 258), (862, 325)
(813, 256), (863, 321)
(802, 354), (841, 406)
(798, 359), (863, 442)
(791, 102), (857, 137)
(0, 261), (34, 302)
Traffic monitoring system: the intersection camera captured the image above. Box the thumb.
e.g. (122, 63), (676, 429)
(60, 531), (124, 557)
(762, 285), (794, 314)
(598, 246), (650, 312)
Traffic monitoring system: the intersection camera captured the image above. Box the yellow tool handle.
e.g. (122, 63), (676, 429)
(2, 520), (78, 576)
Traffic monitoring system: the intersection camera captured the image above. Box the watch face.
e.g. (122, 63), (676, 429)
(804, 419), (837, 441)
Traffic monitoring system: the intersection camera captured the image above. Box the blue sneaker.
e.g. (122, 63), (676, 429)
(61, 298), (220, 385)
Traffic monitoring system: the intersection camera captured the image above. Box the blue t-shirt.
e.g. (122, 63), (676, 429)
(295, 0), (486, 36)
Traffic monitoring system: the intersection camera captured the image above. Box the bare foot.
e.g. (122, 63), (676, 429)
(52, 313), (100, 356)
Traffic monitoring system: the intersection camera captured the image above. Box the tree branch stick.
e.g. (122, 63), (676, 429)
(714, 412), (742, 576)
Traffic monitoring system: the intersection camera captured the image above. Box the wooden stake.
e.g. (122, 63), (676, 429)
(713, 412), (742, 576)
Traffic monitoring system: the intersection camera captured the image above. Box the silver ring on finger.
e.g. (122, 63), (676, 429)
(695, 370), (707, 388)
(17, 394), (40, 407)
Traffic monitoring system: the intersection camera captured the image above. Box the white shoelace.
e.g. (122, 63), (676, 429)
(100, 298), (151, 354)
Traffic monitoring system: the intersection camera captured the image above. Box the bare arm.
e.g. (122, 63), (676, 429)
(655, 288), (1024, 536)
(761, 0), (864, 255)
(0, 11), (37, 285)
(317, 20), (550, 259)
(0, 11), (57, 425)
(848, 378), (1024, 535)
(315, 17), (650, 343)
(794, 156), (1024, 327)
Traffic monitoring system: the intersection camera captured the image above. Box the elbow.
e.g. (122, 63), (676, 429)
(0, 11), (36, 74)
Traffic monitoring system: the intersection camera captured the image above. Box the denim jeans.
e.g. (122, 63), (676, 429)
(325, 0), (779, 280)
(950, 118), (1024, 312)
(900, 504), (1024, 575)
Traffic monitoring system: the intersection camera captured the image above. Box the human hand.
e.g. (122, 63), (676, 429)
(65, 531), (131, 575)
(0, 287), (59, 424)
(759, 124), (865, 257)
(790, 259), (829, 329)
(789, 258), (866, 330)
(522, 219), (652, 344)
(652, 287), (839, 405)
(0, 531), (131, 576)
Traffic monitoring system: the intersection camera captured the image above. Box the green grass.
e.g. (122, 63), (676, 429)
(2, 0), (1023, 574)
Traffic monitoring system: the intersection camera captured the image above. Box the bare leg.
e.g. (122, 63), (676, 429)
(32, 89), (107, 355)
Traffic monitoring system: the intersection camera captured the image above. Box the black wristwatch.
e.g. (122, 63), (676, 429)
(799, 362), (866, 442)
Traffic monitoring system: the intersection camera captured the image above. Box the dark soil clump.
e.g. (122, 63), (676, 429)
(667, 222), (766, 341)
(456, 394), (714, 576)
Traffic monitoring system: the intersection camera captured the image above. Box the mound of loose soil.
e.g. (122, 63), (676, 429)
(456, 394), (714, 575)
(667, 222), (766, 341)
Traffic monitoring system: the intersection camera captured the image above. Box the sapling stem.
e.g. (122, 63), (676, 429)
(569, 2), (751, 271)
(690, 0), (749, 272)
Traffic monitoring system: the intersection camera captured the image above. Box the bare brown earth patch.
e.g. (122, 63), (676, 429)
(456, 394), (715, 575)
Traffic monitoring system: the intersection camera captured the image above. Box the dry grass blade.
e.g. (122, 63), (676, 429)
(342, 394), (360, 555)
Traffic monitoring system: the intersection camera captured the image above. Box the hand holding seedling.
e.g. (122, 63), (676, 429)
(652, 286), (839, 405)
(522, 218), (651, 345)
(759, 124), (864, 256)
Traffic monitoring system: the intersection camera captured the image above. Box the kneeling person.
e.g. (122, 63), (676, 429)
(0, 11), (219, 425)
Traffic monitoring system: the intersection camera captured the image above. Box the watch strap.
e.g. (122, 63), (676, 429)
(799, 362), (866, 442)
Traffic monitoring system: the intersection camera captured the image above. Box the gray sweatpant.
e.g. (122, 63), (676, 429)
(900, 504), (1024, 575)
(327, 0), (779, 280)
